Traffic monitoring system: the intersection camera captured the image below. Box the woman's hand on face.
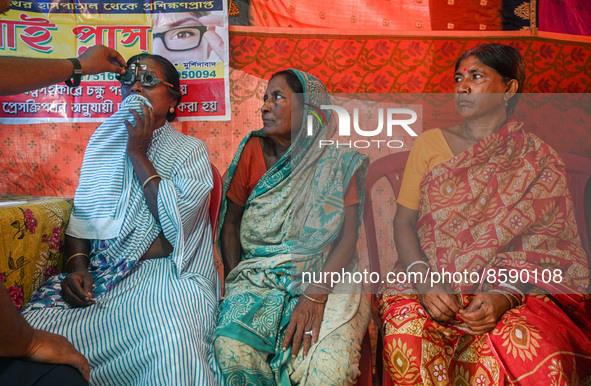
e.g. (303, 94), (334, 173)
(417, 282), (461, 324)
(61, 271), (94, 307)
(282, 294), (327, 359)
(125, 103), (155, 157)
(458, 293), (512, 335)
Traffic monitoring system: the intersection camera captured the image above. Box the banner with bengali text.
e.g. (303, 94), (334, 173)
(0, 0), (230, 122)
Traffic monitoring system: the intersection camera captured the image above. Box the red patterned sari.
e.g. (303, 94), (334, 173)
(379, 123), (591, 385)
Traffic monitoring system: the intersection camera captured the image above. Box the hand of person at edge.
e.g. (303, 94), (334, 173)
(61, 271), (94, 307)
(24, 329), (91, 382)
(416, 281), (461, 324)
(78, 44), (127, 76)
(125, 103), (154, 156)
(458, 293), (512, 335)
(282, 293), (327, 359)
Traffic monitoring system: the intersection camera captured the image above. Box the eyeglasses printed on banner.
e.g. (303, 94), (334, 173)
(152, 26), (209, 52)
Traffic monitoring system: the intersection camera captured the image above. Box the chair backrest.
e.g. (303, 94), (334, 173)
(363, 151), (410, 294)
(559, 152), (591, 264)
(210, 163), (223, 235)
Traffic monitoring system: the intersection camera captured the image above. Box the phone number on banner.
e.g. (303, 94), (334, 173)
(179, 70), (218, 80)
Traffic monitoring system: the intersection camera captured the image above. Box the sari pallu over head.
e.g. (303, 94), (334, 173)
(417, 122), (588, 298)
(215, 70), (368, 377)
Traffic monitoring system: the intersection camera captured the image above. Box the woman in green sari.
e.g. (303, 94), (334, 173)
(214, 69), (370, 385)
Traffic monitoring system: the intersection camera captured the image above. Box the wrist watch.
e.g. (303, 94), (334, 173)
(65, 58), (82, 87)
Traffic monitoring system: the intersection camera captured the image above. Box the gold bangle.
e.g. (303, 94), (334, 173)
(66, 253), (89, 266)
(142, 174), (161, 190)
(302, 293), (327, 304)
(309, 283), (333, 292)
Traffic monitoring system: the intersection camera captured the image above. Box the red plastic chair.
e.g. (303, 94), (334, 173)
(364, 152), (410, 294)
(362, 151), (410, 386)
(356, 332), (373, 385)
(209, 163), (223, 235)
(559, 153), (591, 270)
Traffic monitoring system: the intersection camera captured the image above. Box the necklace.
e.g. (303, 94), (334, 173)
(463, 122), (482, 142)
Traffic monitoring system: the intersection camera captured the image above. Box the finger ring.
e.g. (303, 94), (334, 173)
(304, 330), (313, 336)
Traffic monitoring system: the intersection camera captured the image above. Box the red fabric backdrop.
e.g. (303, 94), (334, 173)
(540, 0), (591, 36)
(248, 0), (506, 31)
(1, 29), (590, 198)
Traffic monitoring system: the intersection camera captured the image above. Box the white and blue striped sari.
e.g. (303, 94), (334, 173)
(23, 95), (223, 385)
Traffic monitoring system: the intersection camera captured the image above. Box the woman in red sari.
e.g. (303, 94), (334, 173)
(380, 44), (591, 385)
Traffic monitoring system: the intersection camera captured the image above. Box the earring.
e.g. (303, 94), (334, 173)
(503, 95), (509, 108)
(169, 107), (175, 113)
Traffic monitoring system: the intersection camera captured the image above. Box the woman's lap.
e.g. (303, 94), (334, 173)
(23, 259), (221, 385)
(215, 293), (370, 385)
(214, 336), (275, 386)
(380, 293), (498, 385)
(380, 293), (591, 385)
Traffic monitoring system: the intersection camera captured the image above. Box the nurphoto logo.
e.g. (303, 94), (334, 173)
(306, 103), (419, 149)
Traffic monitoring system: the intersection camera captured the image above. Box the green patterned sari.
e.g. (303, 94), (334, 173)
(215, 70), (370, 385)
